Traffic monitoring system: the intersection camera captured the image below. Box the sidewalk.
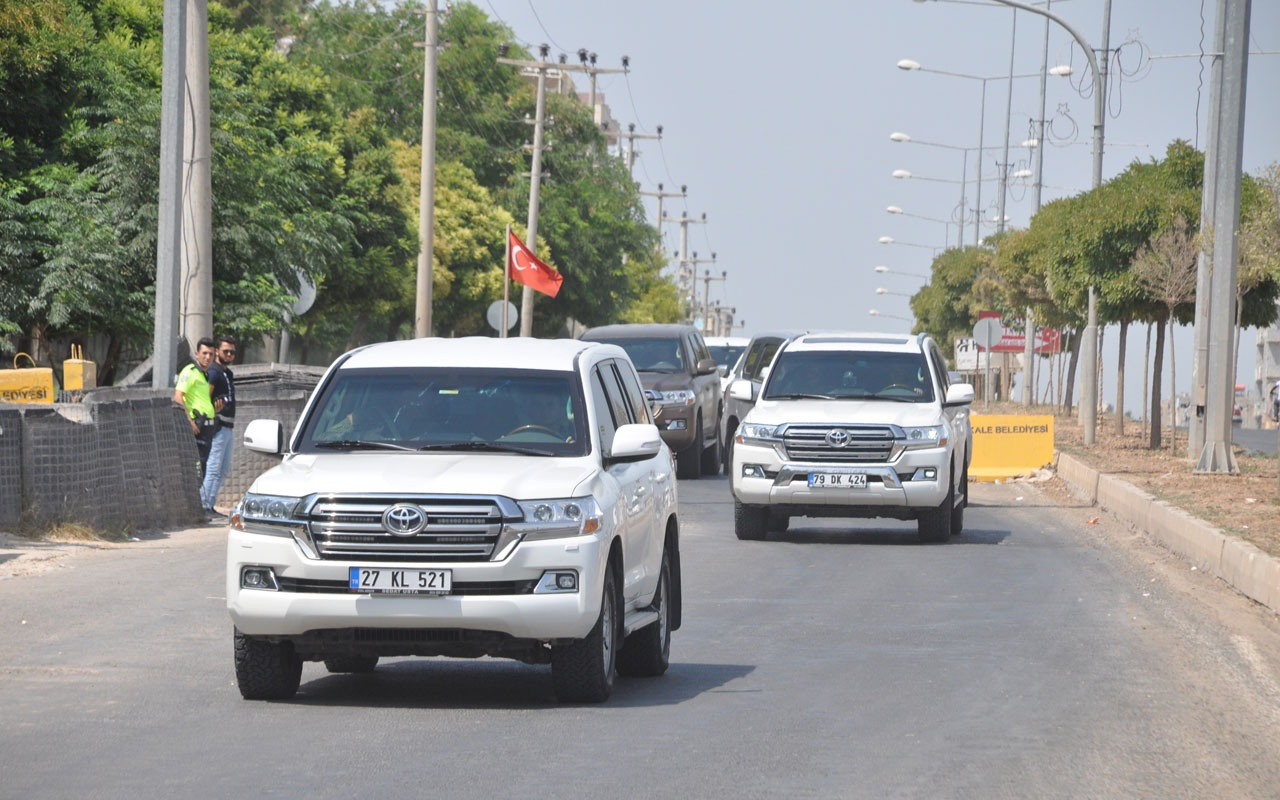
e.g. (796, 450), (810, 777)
(1055, 451), (1280, 617)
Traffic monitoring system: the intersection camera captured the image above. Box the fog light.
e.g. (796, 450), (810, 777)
(666, 419), (687, 431)
(742, 463), (767, 478)
(923, 467), (937, 479)
(240, 566), (279, 591)
(534, 571), (579, 594)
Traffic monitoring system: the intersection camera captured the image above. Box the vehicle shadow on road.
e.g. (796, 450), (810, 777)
(284, 659), (754, 709)
(765, 524), (1009, 546)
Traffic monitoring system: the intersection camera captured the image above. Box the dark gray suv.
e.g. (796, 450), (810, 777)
(580, 323), (723, 479)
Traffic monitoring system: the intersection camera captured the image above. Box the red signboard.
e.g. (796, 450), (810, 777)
(977, 311), (1062, 354)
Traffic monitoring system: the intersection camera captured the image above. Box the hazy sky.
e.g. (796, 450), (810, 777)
(481, 0), (1279, 412)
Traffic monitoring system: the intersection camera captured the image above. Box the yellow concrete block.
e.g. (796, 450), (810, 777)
(970, 414), (1055, 481)
(63, 359), (97, 391)
(0, 367), (55, 404)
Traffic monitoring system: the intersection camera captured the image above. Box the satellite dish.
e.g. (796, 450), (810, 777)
(290, 269), (317, 316)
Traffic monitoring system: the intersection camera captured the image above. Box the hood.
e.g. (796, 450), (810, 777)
(248, 452), (598, 500)
(638, 372), (693, 392)
(746, 398), (944, 428)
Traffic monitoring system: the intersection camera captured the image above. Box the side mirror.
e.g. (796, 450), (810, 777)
(728, 379), (756, 402)
(609, 423), (663, 463)
(695, 357), (718, 376)
(718, 364), (730, 378)
(243, 418), (285, 455)
(944, 383), (976, 406)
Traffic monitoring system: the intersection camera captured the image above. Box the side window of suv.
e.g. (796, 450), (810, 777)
(926, 342), (949, 395)
(590, 368), (621, 452)
(695, 333), (713, 369)
(610, 359), (653, 425)
(751, 339), (784, 382)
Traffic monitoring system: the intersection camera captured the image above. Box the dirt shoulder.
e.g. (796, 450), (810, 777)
(1005, 404), (1280, 560)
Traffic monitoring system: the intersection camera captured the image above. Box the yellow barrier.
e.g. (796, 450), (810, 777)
(0, 353), (54, 404)
(63, 344), (97, 391)
(969, 414), (1054, 482)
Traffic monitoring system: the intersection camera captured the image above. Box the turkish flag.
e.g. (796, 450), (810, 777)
(508, 230), (563, 298)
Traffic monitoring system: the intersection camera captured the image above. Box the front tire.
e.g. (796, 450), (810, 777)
(734, 499), (768, 540)
(917, 472), (955, 543)
(552, 566), (619, 702)
(617, 550), (671, 678)
(951, 459), (968, 537)
(701, 419), (722, 475)
(234, 628), (302, 700)
(676, 417), (703, 479)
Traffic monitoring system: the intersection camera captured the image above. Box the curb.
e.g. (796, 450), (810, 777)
(1054, 451), (1280, 615)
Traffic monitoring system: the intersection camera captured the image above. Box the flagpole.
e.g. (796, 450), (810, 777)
(502, 224), (511, 338)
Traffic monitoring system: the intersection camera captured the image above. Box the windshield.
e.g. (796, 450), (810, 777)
(298, 367), (588, 456)
(762, 351), (935, 402)
(592, 337), (685, 373)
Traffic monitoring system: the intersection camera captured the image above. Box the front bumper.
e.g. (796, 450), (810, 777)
(653, 406), (698, 452)
(226, 527), (608, 641)
(730, 440), (951, 511)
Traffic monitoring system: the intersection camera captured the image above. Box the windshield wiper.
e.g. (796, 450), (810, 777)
(313, 440), (415, 451)
(416, 441), (551, 456)
(767, 392), (835, 400)
(864, 394), (923, 403)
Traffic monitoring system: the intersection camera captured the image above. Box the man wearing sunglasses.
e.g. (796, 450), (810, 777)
(201, 335), (238, 520)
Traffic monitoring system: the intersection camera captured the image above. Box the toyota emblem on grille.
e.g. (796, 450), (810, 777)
(825, 428), (851, 448)
(382, 504), (426, 536)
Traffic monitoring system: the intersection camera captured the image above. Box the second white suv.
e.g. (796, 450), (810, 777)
(228, 337), (681, 703)
(729, 332), (974, 543)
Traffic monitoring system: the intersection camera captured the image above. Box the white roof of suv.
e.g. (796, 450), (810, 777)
(338, 337), (617, 371)
(782, 332), (922, 355)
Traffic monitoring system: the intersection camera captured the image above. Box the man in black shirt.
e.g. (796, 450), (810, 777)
(201, 335), (237, 519)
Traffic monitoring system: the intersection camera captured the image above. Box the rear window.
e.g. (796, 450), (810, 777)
(588, 337), (685, 373)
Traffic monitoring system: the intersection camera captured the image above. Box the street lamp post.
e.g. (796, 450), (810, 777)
(887, 205), (951, 249)
(869, 309), (914, 325)
(874, 265), (930, 281)
(983, 0), (1107, 446)
(896, 60), (1045, 242)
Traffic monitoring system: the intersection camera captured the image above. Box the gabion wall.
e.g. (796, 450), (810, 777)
(0, 364), (323, 533)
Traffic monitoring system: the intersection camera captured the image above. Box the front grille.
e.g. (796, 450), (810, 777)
(782, 424), (897, 463)
(304, 495), (515, 562)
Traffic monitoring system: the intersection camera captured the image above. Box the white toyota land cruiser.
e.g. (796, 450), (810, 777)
(729, 332), (974, 543)
(227, 337), (681, 703)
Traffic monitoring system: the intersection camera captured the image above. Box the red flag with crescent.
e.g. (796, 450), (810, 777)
(507, 230), (563, 298)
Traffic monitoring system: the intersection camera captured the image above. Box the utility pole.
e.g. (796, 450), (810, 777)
(996, 10), (1017, 236)
(1189, 0), (1251, 473)
(665, 211), (707, 320)
(499, 45), (628, 336)
(619, 122), (662, 176)
(152, 0), (187, 388)
(414, 0), (438, 338)
(701, 268), (728, 333)
(639, 182), (685, 248)
(574, 49), (628, 127)
(180, 0), (212, 348)
(683, 251), (717, 328)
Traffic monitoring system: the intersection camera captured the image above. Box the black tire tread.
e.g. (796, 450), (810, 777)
(234, 629), (302, 700)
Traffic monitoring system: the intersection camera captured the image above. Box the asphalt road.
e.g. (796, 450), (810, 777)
(3, 476), (1280, 799)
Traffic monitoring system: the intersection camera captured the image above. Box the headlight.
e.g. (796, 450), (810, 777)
(233, 492), (304, 534)
(737, 422), (783, 443)
(657, 389), (695, 406)
(901, 425), (947, 449)
(516, 496), (604, 541)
